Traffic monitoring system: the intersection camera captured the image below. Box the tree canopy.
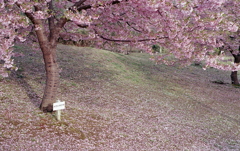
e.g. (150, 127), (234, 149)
(0, 0), (239, 111)
(0, 0), (239, 77)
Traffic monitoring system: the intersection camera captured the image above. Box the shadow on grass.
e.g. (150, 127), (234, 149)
(10, 71), (42, 108)
(11, 44), (116, 108)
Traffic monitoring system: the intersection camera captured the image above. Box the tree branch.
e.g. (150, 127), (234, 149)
(126, 22), (143, 33)
(76, 0), (128, 11)
(48, 0), (55, 41)
(77, 4), (92, 11)
(49, 18), (68, 46)
(98, 34), (168, 43)
(77, 24), (89, 28)
(73, 0), (88, 8)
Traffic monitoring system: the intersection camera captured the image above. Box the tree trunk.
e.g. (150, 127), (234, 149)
(231, 54), (240, 85)
(23, 7), (67, 113)
(40, 46), (59, 112)
(32, 25), (60, 112)
(231, 71), (239, 85)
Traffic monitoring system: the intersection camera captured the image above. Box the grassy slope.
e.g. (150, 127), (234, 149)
(0, 44), (240, 150)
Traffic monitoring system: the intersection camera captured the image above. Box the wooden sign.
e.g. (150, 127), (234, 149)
(53, 101), (65, 111)
(53, 100), (65, 121)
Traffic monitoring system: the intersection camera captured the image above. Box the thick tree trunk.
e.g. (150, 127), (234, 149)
(231, 54), (240, 85)
(40, 47), (59, 112)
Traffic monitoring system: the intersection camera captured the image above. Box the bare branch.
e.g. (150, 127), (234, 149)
(126, 22), (143, 33)
(48, 1), (55, 41)
(98, 34), (168, 43)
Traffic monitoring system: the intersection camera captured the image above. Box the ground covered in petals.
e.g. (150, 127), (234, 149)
(0, 44), (240, 150)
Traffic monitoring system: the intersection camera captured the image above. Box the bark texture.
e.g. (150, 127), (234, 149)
(231, 54), (240, 85)
(34, 27), (59, 112)
(231, 71), (239, 85)
(40, 47), (59, 112)
(24, 8), (67, 112)
(30, 19), (60, 112)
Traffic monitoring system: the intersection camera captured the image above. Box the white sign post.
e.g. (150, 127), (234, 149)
(53, 100), (65, 121)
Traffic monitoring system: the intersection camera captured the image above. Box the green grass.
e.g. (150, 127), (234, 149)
(0, 44), (240, 150)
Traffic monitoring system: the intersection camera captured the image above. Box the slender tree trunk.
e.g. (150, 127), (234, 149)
(32, 24), (60, 112)
(40, 46), (59, 112)
(231, 71), (239, 85)
(23, 3), (68, 113)
(231, 54), (240, 85)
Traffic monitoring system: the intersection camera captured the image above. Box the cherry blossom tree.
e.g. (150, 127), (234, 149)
(0, 0), (239, 112)
(150, 0), (240, 84)
(216, 1), (240, 84)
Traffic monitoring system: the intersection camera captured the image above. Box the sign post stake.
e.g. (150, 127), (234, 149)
(53, 100), (65, 121)
(56, 103), (61, 121)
